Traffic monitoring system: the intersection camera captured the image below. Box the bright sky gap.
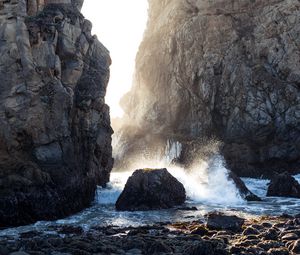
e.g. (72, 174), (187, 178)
(82, 0), (149, 118)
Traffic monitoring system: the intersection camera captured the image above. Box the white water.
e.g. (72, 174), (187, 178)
(164, 140), (182, 164)
(97, 155), (244, 206)
(1, 170), (300, 237)
(0, 146), (300, 237)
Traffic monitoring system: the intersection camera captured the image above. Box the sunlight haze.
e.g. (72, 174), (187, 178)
(82, 1), (148, 118)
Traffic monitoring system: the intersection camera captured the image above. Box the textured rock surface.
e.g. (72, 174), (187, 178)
(206, 212), (245, 232)
(0, 0), (113, 227)
(116, 168), (186, 211)
(227, 171), (261, 201)
(121, 0), (300, 177)
(267, 172), (300, 198)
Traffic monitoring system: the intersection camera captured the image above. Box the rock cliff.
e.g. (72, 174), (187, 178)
(0, 0), (113, 227)
(121, 0), (300, 177)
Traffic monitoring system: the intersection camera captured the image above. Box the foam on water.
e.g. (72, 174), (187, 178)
(96, 171), (132, 205)
(1, 142), (300, 237)
(165, 140), (182, 164)
(167, 157), (244, 205)
(99, 155), (245, 206)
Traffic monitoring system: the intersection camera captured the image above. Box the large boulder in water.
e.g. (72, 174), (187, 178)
(116, 168), (186, 211)
(267, 172), (300, 198)
(227, 171), (261, 201)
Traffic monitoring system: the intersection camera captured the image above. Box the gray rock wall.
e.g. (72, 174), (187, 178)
(0, 0), (113, 227)
(121, 0), (300, 177)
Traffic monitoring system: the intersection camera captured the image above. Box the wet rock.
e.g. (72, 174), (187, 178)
(227, 171), (261, 201)
(234, 239), (260, 248)
(267, 172), (300, 198)
(206, 212), (245, 232)
(185, 240), (228, 255)
(0, 215), (298, 255)
(146, 241), (172, 254)
(261, 222), (273, 228)
(125, 249), (142, 255)
(229, 246), (245, 254)
(116, 168), (186, 211)
(242, 226), (260, 236)
(10, 252), (30, 255)
(0, 245), (10, 255)
(267, 248), (289, 255)
(246, 246), (266, 255)
(20, 231), (43, 239)
(58, 226), (84, 235)
(280, 214), (294, 219)
(257, 240), (284, 251)
(178, 206), (198, 211)
(190, 226), (209, 236)
(281, 232), (299, 241)
(243, 234), (259, 241)
(50, 253), (71, 255)
(290, 240), (300, 254)
(47, 238), (64, 248)
(261, 228), (279, 240)
(251, 224), (265, 231)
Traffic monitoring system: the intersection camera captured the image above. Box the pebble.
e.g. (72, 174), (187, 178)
(0, 215), (299, 255)
(281, 232), (299, 241)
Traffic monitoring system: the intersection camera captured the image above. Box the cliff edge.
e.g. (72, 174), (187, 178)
(0, 0), (113, 227)
(121, 0), (300, 177)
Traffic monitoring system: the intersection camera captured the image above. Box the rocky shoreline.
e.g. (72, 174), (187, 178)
(0, 213), (299, 255)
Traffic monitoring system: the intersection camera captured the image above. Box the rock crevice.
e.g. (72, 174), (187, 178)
(121, 0), (300, 177)
(0, 0), (113, 227)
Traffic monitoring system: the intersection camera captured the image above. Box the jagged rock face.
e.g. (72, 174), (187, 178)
(122, 0), (300, 177)
(0, 0), (113, 227)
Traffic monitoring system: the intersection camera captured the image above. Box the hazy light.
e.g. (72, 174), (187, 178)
(82, 1), (148, 118)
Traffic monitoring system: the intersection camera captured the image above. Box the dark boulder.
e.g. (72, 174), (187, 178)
(267, 172), (300, 198)
(185, 240), (228, 255)
(227, 171), (261, 201)
(116, 168), (186, 211)
(206, 212), (245, 232)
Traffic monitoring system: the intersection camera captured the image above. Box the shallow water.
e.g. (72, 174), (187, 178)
(1, 169), (299, 238)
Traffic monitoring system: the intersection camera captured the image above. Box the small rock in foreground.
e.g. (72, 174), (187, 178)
(206, 212), (245, 232)
(116, 168), (186, 211)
